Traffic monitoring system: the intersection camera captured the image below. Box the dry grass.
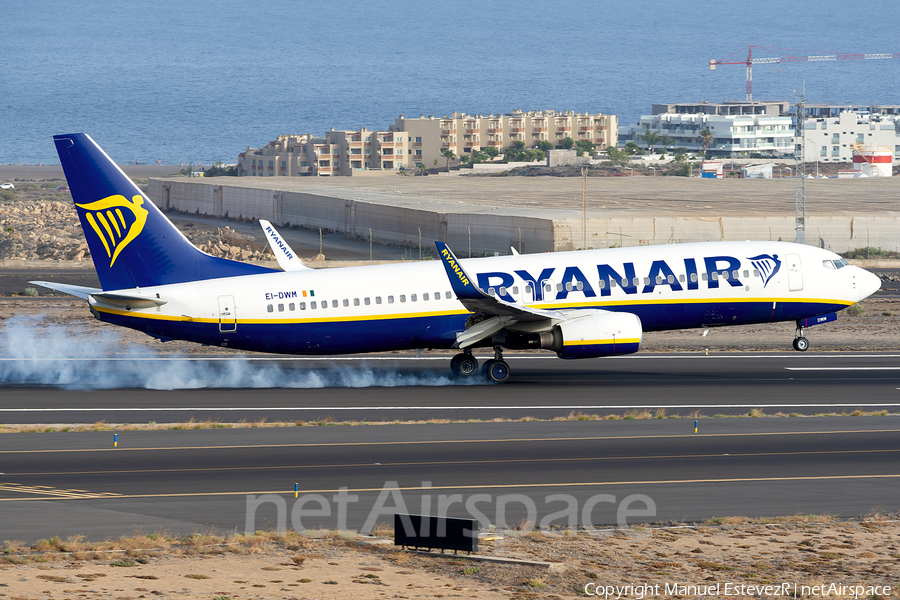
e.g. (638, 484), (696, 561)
(0, 407), (898, 435)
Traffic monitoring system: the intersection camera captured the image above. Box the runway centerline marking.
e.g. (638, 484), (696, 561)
(3, 473), (900, 502)
(10, 447), (900, 477)
(1, 429), (899, 454)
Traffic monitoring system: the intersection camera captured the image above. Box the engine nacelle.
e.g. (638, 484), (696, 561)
(539, 311), (642, 359)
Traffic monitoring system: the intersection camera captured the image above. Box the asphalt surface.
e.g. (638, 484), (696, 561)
(1, 354), (898, 423)
(0, 418), (897, 542)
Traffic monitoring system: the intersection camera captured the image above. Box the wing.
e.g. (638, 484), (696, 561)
(259, 219), (312, 271)
(435, 241), (573, 347)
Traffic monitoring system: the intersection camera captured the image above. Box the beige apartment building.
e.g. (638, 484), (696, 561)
(237, 109), (617, 177)
(395, 109), (617, 169)
(238, 129), (409, 177)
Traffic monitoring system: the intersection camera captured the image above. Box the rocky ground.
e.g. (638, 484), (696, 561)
(0, 519), (897, 599)
(0, 185), (272, 263)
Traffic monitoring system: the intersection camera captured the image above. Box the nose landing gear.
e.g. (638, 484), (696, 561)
(792, 321), (809, 352)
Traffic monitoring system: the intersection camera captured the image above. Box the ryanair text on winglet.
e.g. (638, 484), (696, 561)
(265, 225), (294, 260)
(441, 248), (470, 286)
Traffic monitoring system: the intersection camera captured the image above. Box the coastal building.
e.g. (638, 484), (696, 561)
(237, 109), (618, 177)
(394, 109), (617, 169)
(237, 129), (408, 177)
(651, 100), (790, 117)
(619, 112), (794, 157)
(800, 110), (900, 163)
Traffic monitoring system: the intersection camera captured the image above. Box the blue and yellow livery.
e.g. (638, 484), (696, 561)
(32, 133), (882, 383)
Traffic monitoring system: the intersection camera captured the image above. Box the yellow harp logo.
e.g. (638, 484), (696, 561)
(75, 195), (149, 267)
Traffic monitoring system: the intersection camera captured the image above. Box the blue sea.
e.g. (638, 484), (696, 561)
(3, 0), (899, 165)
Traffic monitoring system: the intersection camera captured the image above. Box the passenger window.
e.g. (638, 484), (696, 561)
(289, 303), (295, 311)
(656, 276), (663, 285)
(321, 301), (327, 309)
(364, 297), (371, 305)
(278, 304), (284, 312)
(667, 275), (674, 284)
(556, 283), (563, 292)
(299, 302), (306, 310)
(353, 298), (360, 306)
(545, 284), (552, 292)
(488, 288), (496, 297)
(711, 272), (718, 281)
(423, 293), (429, 301)
(411, 293), (417, 302)
(400, 294), (406, 303)
(499, 287), (507, 296)
(376, 296), (382, 304)
(701, 273), (708, 281)
(388, 295), (394, 304)
(621, 278), (628, 287)
(742, 270), (749, 278)
(342, 299), (349, 307)
(332, 300), (338, 308)
(267, 304), (274, 313)
(525, 284), (533, 294)
(434, 291), (441, 299)
(722, 272), (729, 280)
(754, 269), (760, 277)
(732, 270), (739, 279)
(679, 274), (686, 283)
(445, 291), (452, 299)
(512, 286), (519, 294)
(632, 277), (640, 287)
(598, 280), (606, 289)
(565, 282), (573, 292)
(311, 301), (317, 309)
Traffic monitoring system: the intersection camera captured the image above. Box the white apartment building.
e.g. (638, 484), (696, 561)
(395, 109), (617, 169)
(237, 130), (409, 177)
(801, 111), (900, 163)
(619, 113), (794, 157)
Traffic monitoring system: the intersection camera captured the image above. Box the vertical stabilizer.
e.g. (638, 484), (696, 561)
(53, 134), (274, 290)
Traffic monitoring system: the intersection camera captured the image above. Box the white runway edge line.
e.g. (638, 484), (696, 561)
(2, 403), (900, 413)
(1, 354), (900, 362)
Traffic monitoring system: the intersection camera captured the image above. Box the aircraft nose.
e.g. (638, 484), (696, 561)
(857, 268), (882, 302)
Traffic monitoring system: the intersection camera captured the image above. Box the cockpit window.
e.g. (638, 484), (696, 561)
(834, 259), (849, 269)
(823, 260), (835, 269)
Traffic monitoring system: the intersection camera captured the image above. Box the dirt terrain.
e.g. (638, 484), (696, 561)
(0, 519), (897, 599)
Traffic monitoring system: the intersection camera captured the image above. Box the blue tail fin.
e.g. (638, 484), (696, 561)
(54, 133), (275, 290)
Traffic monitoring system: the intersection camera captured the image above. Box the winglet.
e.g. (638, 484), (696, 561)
(259, 219), (312, 271)
(435, 241), (485, 300)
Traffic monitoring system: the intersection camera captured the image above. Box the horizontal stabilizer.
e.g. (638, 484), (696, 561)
(29, 281), (101, 299)
(90, 291), (168, 309)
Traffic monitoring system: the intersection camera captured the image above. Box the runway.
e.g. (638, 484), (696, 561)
(1, 353), (899, 423)
(1, 353), (898, 542)
(0, 418), (898, 542)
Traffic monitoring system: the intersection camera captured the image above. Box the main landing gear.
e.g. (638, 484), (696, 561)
(450, 347), (511, 383)
(792, 321), (810, 352)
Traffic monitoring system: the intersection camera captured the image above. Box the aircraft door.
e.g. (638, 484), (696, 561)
(218, 295), (237, 333)
(786, 254), (803, 291)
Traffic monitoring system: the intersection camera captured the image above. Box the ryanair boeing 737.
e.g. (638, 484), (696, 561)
(34, 134), (882, 383)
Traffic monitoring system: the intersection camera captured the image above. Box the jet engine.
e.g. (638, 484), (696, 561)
(538, 310), (642, 359)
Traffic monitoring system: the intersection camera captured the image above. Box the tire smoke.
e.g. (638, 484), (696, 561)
(0, 316), (482, 390)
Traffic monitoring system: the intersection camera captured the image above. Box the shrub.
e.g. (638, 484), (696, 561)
(846, 304), (865, 316)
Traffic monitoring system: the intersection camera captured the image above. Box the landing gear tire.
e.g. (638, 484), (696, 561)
(482, 359), (511, 384)
(450, 353), (478, 377)
(792, 337), (809, 352)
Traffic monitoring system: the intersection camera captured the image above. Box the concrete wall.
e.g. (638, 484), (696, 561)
(149, 179), (556, 256)
(150, 179), (900, 255)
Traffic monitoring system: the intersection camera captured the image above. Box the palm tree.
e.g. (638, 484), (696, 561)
(699, 129), (713, 158)
(442, 149), (455, 172)
(658, 134), (673, 156)
(638, 131), (660, 154)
